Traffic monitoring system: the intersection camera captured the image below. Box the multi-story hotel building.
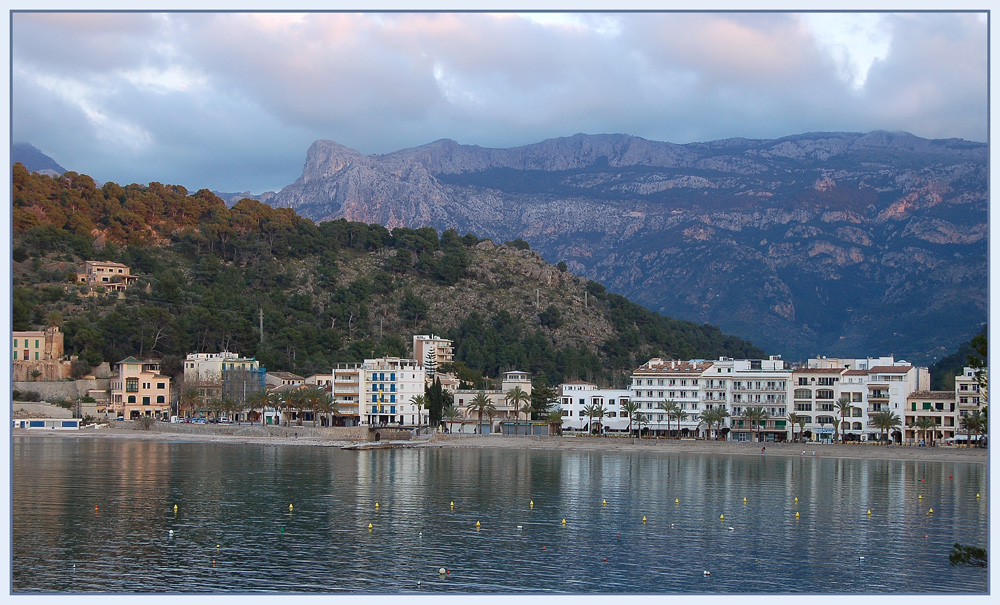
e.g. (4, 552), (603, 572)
(630, 359), (714, 437)
(109, 357), (171, 420)
(718, 357), (791, 442)
(357, 357), (426, 427)
(955, 366), (985, 419)
(558, 381), (632, 433)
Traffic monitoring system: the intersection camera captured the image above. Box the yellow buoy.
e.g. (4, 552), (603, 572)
(289, 504), (293, 512)
(173, 504), (178, 511)
(918, 495), (922, 499)
(216, 544), (220, 549)
(602, 499), (607, 506)
(976, 493), (980, 498)
(743, 497), (747, 503)
(476, 520), (481, 529)
(642, 516), (647, 523)
(867, 510), (872, 516)
(375, 502), (379, 509)
(795, 512), (800, 518)
(720, 514), (724, 520)
(562, 518), (567, 525)
(675, 498), (679, 504)
(928, 508), (934, 514)
(368, 522), (372, 530)
(794, 497), (798, 503)
(530, 500), (534, 508)
(450, 501), (454, 508)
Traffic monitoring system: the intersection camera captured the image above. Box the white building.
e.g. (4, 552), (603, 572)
(559, 382), (632, 434)
(358, 357), (426, 427)
(453, 370), (532, 433)
(715, 357), (791, 442)
(630, 359), (714, 437)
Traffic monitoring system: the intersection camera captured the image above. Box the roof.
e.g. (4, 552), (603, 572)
(869, 365), (913, 374)
(908, 390), (955, 399)
(633, 359), (714, 374)
(268, 371), (304, 380)
(118, 356), (142, 364)
(843, 369), (869, 376)
(792, 368), (846, 374)
(86, 260), (130, 268)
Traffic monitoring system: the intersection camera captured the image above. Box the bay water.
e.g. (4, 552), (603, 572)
(11, 436), (988, 593)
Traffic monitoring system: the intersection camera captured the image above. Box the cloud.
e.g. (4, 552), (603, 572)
(10, 11), (987, 193)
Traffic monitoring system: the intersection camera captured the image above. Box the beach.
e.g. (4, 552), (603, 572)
(12, 423), (988, 463)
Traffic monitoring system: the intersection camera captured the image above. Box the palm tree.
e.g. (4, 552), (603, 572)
(634, 412), (649, 439)
(486, 403), (498, 435)
(835, 396), (855, 444)
(657, 400), (682, 438)
(968, 409), (986, 447)
(797, 415), (807, 442)
(545, 410), (563, 436)
(179, 386), (200, 420)
(314, 388), (334, 427)
(520, 401), (535, 436)
(788, 412), (800, 443)
(715, 407), (731, 441)
(621, 400), (641, 439)
(742, 406), (769, 443)
(591, 403), (607, 436)
(698, 408), (717, 440)
(505, 386), (530, 434)
(915, 416), (937, 446)
(467, 392), (494, 434)
(442, 404), (462, 434)
(871, 411), (902, 445)
(581, 403), (596, 434)
(409, 394), (427, 427)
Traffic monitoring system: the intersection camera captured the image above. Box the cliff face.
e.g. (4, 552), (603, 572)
(262, 131), (987, 364)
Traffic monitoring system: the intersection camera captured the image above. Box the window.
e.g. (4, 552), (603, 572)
(35, 340), (39, 348)
(13, 339), (17, 347)
(794, 389), (811, 399)
(157, 382), (166, 389)
(157, 396), (165, 404)
(923, 402), (932, 410)
(34, 352), (39, 360)
(127, 395), (136, 403)
(142, 397), (150, 405)
(126, 378), (138, 393)
(13, 351), (16, 360)
(816, 389), (834, 400)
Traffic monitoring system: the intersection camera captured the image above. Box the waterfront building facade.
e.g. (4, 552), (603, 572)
(110, 357), (171, 420)
(358, 357), (426, 427)
(955, 366), (985, 419)
(790, 367), (852, 442)
(904, 390), (959, 445)
(558, 382), (632, 433)
(630, 359), (714, 437)
(453, 370), (533, 433)
(719, 357), (791, 442)
(413, 334), (454, 378)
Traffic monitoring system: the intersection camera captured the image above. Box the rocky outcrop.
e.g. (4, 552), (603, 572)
(264, 131), (987, 364)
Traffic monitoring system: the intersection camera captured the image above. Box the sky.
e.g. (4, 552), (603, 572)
(7, 9), (989, 194)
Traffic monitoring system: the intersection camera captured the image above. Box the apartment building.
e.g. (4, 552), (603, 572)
(453, 370), (532, 433)
(109, 357), (171, 420)
(790, 367), (857, 442)
(955, 366), (985, 419)
(413, 334), (454, 377)
(630, 359), (714, 437)
(358, 357), (426, 427)
(558, 382), (632, 433)
(904, 390), (959, 444)
(717, 357), (791, 442)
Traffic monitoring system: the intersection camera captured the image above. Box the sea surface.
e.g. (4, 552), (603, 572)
(11, 436), (989, 593)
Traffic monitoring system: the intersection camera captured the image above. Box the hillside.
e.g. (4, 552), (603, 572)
(261, 131), (988, 364)
(11, 164), (764, 387)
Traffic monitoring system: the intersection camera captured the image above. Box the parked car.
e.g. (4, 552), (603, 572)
(218, 417), (231, 424)
(192, 418), (207, 424)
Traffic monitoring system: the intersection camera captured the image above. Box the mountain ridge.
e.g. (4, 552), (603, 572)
(260, 131), (987, 364)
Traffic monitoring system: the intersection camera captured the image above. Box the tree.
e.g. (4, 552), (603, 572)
(425, 378), (446, 427)
(967, 409), (987, 447)
(442, 404), (462, 433)
(621, 400), (641, 439)
(788, 412), (800, 443)
(797, 415), (807, 442)
(634, 412), (649, 439)
(30, 369), (41, 382)
(546, 410), (563, 436)
(949, 543), (987, 568)
(581, 403), (596, 435)
(742, 406), (769, 443)
(713, 407), (730, 441)
(409, 394), (427, 427)
(699, 408), (719, 441)
(468, 391), (493, 434)
(520, 400), (535, 435)
(505, 385), (530, 434)
(179, 386), (200, 419)
(871, 411), (902, 444)
(658, 400), (683, 438)
(915, 416), (937, 446)
(529, 377), (559, 418)
(835, 396), (855, 443)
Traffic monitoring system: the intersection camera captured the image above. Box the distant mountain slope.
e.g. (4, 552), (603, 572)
(13, 143), (66, 175)
(261, 131), (988, 364)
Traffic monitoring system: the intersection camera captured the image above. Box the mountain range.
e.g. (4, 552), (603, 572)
(256, 131), (988, 365)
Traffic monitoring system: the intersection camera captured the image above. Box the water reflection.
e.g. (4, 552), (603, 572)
(12, 437), (987, 593)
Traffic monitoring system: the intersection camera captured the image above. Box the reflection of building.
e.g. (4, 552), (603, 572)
(76, 260), (138, 292)
(110, 357), (171, 420)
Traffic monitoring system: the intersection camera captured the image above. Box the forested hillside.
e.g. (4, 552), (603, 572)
(11, 163), (764, 387)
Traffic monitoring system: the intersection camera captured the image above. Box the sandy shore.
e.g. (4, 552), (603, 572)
(12, 424), (988, 464)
